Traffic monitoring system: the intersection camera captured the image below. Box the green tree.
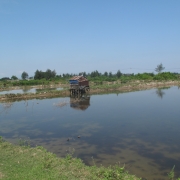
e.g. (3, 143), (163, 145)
(109, 72), (112, 77)
(0, 77), (10, 81)
(104, 72), (108, 76)
(34, 70), (41, 79)
(11, 75), (18, 80)
(34, 70), (51, 80)
(21, 71), (28, 80)
(90, 70), (100, 77)
(155, 63), (165, 73)
(45, 69), (52, 80)
(116, 70), (122, 78)
(45, 69), (56, 80)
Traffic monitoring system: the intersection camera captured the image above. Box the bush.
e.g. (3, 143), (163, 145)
(153, 72), (178, 80)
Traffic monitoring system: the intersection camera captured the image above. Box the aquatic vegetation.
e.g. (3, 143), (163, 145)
(168, 166), (180, 180)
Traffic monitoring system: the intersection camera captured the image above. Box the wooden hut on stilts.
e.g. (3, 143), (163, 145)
(69, 76), (90, 95)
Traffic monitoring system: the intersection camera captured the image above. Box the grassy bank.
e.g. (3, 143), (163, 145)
(0, 137), (140, 180)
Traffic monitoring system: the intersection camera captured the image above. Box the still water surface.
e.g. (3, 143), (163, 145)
(0, 86), (180, 179)
(0, 87), (63, 94)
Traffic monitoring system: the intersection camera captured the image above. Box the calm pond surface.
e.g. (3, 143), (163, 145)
(0, 87), (63, 94)
(0, 86), (180, 180)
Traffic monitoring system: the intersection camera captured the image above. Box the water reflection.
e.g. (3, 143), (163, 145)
(0, 87), (63, 95)
(156, 89), (165, 99)
(70, 94), (90, 111)
(155, 87), (170, 99)
(22, 88), (31, 93)
(0, 102), (13, 114)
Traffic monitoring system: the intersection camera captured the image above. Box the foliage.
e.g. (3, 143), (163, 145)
(90, 70), (101, 77)
(0, 77), (10, 81)
(45, 69), (56, 80)
(11, 79), (50, 86)
(134, 73), (154, 80)
(168, 166), (175, 180)
(21, 71), (28, 80)
(116, 70), (122, 78)
(11, 75), (18, 80)
(168, 165), (180, 180)
(155, 63), (165, 73)
(153, 72), (178, 80)
(34, 69), (56, 80)
(104, 71), (108, 76)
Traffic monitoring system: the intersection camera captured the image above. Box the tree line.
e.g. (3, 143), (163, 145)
(1, 69), (123, 81)
(0, 63), (179, 82)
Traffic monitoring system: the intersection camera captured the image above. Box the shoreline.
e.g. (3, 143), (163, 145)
(0, 138), (141, 180)
(0, 80), (179, 102)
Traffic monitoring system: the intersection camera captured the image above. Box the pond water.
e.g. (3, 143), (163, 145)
(0, 87), (63, 94)
(0, 86), (180, 179)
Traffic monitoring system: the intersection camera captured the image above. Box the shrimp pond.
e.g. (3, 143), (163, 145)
(0, 86), (180, 179)
(0, 86), (63, 95)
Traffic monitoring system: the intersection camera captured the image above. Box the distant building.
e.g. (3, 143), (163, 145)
(69, 76), (90, 94)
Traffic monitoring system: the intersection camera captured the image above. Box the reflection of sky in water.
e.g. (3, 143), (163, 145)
(0, 87), (63, 94)
(0, 86), (180, 179)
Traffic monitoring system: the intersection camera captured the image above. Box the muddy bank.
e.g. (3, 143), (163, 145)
(0, 81), (179, 102)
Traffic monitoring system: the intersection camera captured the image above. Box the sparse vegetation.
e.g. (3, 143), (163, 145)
(168, 165), (180, 180)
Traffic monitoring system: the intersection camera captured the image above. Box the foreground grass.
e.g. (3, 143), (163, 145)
(0, 137), (140, 180)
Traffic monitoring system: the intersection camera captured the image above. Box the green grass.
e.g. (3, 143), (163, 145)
(0, 137), (140, 180)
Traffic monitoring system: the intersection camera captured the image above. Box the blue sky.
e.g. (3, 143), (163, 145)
(1, 0), (180, 78)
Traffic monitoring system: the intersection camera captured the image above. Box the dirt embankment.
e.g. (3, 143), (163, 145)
(0, 81), (179, 102)
(90, 80), (180, 93)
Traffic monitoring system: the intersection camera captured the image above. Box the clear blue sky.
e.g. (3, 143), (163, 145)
(1, 0), (180, 78)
